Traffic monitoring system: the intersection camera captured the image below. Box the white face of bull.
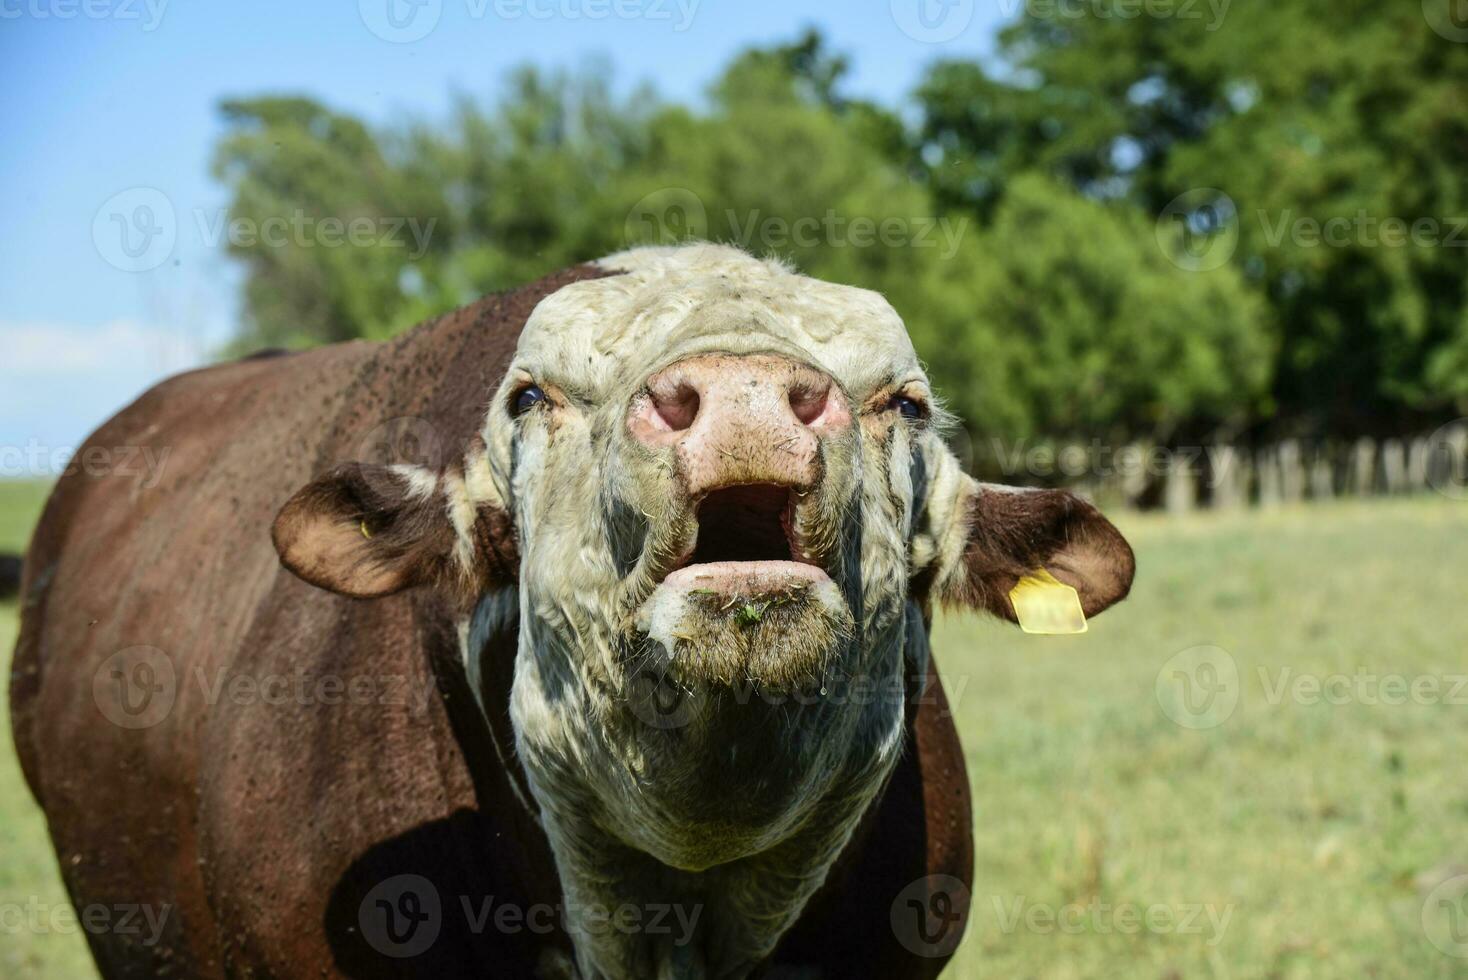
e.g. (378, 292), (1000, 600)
(274, 244), (1135, 978)
(486, 246), (941, 864)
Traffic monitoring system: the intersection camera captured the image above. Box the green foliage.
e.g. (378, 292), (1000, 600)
(213, 96), (446, 345)
(214, 71), (656, 348)
(0, 481), (50, 554)
(916, 1), (1468, 434)
(213, 15), (1464, 450)
(900, 175), (1268, 452)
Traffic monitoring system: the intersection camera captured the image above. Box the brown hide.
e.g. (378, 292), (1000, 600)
(9, 264), (973, 978)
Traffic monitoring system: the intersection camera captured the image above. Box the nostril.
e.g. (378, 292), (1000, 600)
(651, 383), (700, 432)
(788, 384), (829, 426)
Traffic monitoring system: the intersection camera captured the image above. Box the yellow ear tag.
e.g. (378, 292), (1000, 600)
(1009, 569), (1087, 635)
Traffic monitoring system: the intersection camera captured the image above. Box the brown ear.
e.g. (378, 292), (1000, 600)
(273, 463), (499, 599)
(944, 483), (1135, 623)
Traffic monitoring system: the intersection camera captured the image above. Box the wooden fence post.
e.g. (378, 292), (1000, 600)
(1407, 437), (1432, 494)
(1309, 448), (1335, 500)
(1350, 438), (1376, 496)
(1432, 422), (1468, 498)
(1209, 445), (1246, 510)
(1164, 452), (1197, 514)
(1257, 448), (1282, 508)
(1381, 439), (1407, 495)
(1279, 439), (1305, 503)
(1121, 443), (1150, 508)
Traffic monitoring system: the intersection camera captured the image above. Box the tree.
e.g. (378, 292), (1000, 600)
(211, 30), (1289, 470)
(915, 1), (1468, 435)
(899, 174), (1268, 463)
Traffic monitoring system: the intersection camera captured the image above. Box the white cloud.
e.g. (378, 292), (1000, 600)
(0, 319), (207, 375)
(0, 320), (213, 476)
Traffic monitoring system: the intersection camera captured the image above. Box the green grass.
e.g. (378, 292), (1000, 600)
(0, 480), (93, 978)
(940, 497), (1468, 980)
(1, 489), (1464, 977)
(0, 481), (49, 554)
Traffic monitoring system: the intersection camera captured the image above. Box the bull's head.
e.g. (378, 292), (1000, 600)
(273, 244), (1134, 972)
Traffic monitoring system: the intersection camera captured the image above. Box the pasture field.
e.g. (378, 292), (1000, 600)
(0, 480), (93, 979)
(1, 483), (1464, 977)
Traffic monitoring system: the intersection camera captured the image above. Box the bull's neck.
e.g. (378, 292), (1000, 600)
(500, 601), (916, 979)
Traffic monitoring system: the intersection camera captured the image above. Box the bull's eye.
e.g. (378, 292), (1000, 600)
(889, 395), (925, 421)
(512, 385), (547, 417)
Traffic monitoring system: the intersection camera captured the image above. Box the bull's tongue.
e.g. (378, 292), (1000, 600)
(661, 560), (828, 596)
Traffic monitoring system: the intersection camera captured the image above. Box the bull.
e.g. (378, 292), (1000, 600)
(11, 245), (1133, 978)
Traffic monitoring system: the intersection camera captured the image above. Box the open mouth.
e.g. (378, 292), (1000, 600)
(663, 484), (828, 594)
(631, 483), (851, 689)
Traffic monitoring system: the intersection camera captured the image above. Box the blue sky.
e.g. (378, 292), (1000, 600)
(0, 0), (1008, 471)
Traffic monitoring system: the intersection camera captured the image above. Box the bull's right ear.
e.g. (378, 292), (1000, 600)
(917, 442), (1134, 625)
(272, 462), (515, 601)
(940, 480), (1135, 623)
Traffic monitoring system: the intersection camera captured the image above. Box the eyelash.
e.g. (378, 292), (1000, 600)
(888, 394), (927, 421)
(510, 384), (548, 417)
